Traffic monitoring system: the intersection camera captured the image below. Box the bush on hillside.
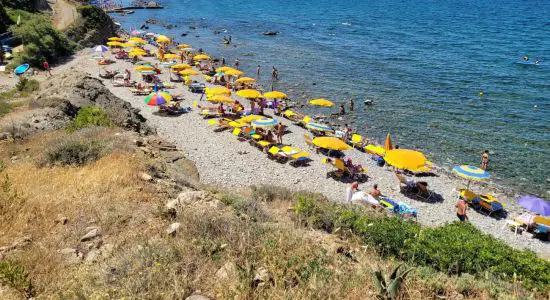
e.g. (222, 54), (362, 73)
(291, 194), (550, 291)
(15, 78), (39, 93)
(42, 139), (103, 166)
(68, 106), (112, 132)
(9, 11), (75, 67)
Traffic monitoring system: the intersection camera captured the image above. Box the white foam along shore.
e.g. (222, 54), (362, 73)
(59, 38), (549, 256)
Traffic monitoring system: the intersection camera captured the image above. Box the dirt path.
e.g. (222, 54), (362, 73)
(51, 0), (77, 30)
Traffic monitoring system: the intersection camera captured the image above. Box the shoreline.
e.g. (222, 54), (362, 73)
(51, 40), (550, 256)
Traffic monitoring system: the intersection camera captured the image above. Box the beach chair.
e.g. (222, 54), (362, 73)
(349, 134), (365, 149)
(460, 189), (505, 216)
(396, 173), (415, 193)
(416, 182), (435, 202)
(280, 146), (311, 167)
(533, 216), (550, 227)
(297, 116), (311, 127)
(267, 146), (286, 162)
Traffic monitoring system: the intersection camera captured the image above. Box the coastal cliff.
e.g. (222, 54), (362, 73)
(65, 5), (118, 48)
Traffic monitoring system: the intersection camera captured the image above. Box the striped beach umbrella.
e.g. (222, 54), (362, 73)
(306, 122), (333, 132)
(94, 45), (109, 53)
(252, 118), (279, 128)
(453, 165), (490, 189)
(140, 70), (157, 75)
(144, 92), (172, 106)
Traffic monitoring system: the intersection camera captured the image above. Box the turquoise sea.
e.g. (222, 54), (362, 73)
(113, 0), (550, 196)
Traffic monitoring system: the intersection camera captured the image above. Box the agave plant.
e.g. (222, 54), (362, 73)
(373, 263), (414, 300)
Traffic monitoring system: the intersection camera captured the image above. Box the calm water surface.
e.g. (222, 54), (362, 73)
(114, 0), (550, 196)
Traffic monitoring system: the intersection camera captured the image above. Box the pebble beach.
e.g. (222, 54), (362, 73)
(57, 40), (549, 256)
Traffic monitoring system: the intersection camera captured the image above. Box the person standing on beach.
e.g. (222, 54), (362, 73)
(456, 198), (468, 222)
(349, 98), (354, 111)
(43, 60), (51, 76)
(235, 59), (240, 69)
(346, 182), (359, 202)
(221, 57), (226, 66)
(180, 51), (185, 63)
(481, 150), (489, 170)
(276, 123), (284, 144)
(257, 64), (261, 78)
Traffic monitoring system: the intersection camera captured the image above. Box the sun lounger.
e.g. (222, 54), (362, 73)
(324, 158), (367, 181)
(379, 197), (418, 220)
(280, 146), (311, 166)
(416, 182), (435, 201)
(533, 216), (550, 227)
(267, 146), (286, 162)
(460, 189), (505, 216)
(200, 109), (222, 118)
(297, 116), (311, 127)
(349, 134), (365, 149)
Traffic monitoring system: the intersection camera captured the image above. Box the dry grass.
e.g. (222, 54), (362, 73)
(0, 128), (165, 297)
(0, 128), (538, 299)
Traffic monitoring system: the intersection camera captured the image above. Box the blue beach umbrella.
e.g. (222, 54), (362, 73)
(306, 122), (333, 132)
(252, 118), (279, 128)
(453, 165), (490, 188)
(140, 70), (157, 75)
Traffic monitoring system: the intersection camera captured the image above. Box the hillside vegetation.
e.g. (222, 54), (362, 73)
(1, 104), (548, 299)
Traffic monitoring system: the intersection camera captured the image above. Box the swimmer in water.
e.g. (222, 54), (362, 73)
(523, 55), (529, 61)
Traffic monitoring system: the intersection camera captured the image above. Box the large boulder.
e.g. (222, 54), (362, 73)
(66, 5), (118, 48)
(33, 71), (152, 134)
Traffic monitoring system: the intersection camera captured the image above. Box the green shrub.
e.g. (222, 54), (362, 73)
(408, 222), (550, 290)
(0, 260), (34, 296)
(0, 0), (38, 11)
(290, 193), (550, 291)
(68, 106), (112, 131)
(42, 139), (103, 166)
(15, 77), (39, 93)
(0, 99), (11, 117)
(9, 11), (75, 67)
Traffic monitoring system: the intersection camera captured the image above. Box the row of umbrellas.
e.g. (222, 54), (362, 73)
(111, 34), (549, 215)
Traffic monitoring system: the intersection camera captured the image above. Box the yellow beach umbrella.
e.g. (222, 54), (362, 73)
(384, 149), (427, 171)
(208, 95), (234, 104)
(193, 54), (211, 61)
(156, 35), (171, 43)
(120, 43), (134, 48)
(207, 87), (231, 96)
(177, 44), (192, 49)
(237, 89), (262, 99)
(180, 69), (199, 76)
(263, 91), (287, 99)
(134, 65), (155, 71)
(312, 137), (351, 150)
(365, 144), (386, 156)
(129, 52), (145, 58)
(163, 53), (180, 60)
(309, 98), (334, 107)
(238, 115), (264, 123)
(108, 37), (123, 41)
(235, 77), (257, 84)
(107, 41), (123, 47)
(129, 37), (146, 44)
(384, 133), (393, 152)
(171, 63), (192, 70)
(225, 69), (243, 76)
(216, 66), (235, 73)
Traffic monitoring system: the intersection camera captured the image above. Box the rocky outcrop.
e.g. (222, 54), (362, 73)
(66, 5), (118, 48)
(34, 71), (153, 134)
